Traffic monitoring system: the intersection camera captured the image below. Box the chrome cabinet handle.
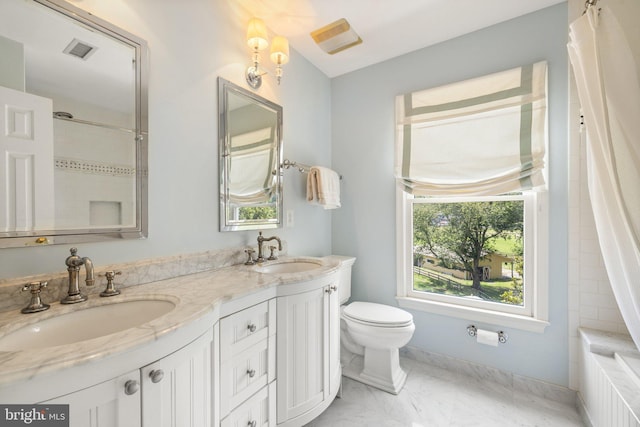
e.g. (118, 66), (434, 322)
(247, 323), (257, 333)
(149, 369), (164, 383)
(325, 284), (339, 294)
(247, 368), (256, 378)
(124, 380), (139, 395)
(248, 420), (257, 427)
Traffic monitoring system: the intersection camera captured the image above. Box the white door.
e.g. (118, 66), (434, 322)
(141, 330), (213, 427)
(42, 370), (141, 427)
(276, 288), (326, 423)
(0, 85), (54, 232)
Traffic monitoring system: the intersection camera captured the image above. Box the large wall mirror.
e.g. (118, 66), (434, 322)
(0, 0), (148, 248)
(218, 78), (282, 231)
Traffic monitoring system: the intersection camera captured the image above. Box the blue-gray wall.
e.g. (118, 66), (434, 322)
(331, 4), (569, 385)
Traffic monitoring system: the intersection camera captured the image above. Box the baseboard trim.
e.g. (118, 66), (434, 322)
(400, 345), (576, 406)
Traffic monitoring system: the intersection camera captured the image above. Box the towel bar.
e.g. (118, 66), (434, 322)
(281, 159), (342, 180)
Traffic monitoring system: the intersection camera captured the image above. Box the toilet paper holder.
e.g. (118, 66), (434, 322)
(467, 325), (508, 344)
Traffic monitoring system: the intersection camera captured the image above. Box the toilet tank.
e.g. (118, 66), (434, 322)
(324, 255), (356, 304)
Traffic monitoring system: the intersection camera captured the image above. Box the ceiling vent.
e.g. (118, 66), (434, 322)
(310, 18), (362, 55)
(63, 38), (97, 60)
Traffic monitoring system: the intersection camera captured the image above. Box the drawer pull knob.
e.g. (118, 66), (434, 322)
(247, 368), (256, 378)
(149, 369), (164, 383)
(325, 285), (338, 294)
(247, 323), (257, 333)
(248, 421), (257, 427)
(124, 380), (139, 395)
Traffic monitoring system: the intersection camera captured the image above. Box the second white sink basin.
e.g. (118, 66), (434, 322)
(0, 299), (176, 351)
(255, 259), (323, 274)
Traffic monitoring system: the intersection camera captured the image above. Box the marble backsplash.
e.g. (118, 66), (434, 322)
(0, 244), (287, 314)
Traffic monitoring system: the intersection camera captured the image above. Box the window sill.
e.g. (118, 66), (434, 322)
(396, 296), (550, 333)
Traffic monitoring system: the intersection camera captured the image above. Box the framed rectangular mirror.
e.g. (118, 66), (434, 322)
(0, 0), (148, 248)
(218, 78), (283, 231)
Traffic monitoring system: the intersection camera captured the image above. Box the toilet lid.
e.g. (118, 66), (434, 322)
(343, 302), (413, 327)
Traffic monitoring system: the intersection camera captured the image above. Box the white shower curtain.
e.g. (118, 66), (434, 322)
(568, 6), (640, 350)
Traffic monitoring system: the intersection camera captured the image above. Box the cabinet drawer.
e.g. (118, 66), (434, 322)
(221, 382), (276, 427)
(220, 335), (276, 417)
(220, 300), (275, 361)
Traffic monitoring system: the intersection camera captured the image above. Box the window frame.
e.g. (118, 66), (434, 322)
(396, 188), (550, 333)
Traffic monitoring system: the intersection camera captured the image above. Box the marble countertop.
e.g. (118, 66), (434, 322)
(0, 256), (341, 387)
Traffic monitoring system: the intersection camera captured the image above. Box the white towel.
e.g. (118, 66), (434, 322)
(306, 166), (341, 209)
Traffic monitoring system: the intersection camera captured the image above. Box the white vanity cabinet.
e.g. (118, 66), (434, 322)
(2, 257), (348, 427)
(141, 329), (213, 427)
(41, 329), (214, 427)
(43, 369), (141, 427)
(219, 299), (277, 427)
(276, 280), (341, 426)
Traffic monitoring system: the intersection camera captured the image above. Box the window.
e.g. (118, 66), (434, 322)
(394, 62), (549, 332)
(396, 190), (548, 331)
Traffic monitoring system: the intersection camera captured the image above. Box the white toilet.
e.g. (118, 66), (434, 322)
(333, 256), (415, 395)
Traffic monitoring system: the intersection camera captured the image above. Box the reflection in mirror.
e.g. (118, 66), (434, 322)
(0, 0), (148, 248)
(218, 78), (282, 231)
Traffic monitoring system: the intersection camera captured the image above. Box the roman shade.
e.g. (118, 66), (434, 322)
(395, 61), (548, 196)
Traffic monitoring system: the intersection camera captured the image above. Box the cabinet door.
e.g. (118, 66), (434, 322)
(141, 330), (213, 427)
(42, 370), (141, 427)
(327, 282), (341, 396)
(276, 287), (326, 423)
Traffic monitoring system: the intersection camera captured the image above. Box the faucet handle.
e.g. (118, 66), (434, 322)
(267, 246), (278, 260)
(244, 249), (256, 265)
(22, 281), (48, 293)
(103, 270), (122, 281)
(21, 281), (50, 314)
(99, 271), (122, 297)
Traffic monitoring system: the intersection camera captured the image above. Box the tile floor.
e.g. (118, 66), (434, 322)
(307, 357), (584, 426)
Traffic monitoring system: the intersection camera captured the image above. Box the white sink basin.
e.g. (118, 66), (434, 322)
(256, 259), (323, 274)
(0, 299), (176, 351)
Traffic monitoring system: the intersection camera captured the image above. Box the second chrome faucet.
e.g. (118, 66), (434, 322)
(256, 232), (282, 262)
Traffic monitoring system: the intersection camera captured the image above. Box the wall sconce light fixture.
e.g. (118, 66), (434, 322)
(245, 17), (289, 89)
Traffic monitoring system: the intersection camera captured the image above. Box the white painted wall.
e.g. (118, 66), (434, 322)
(0, 35), (24, 91)
(567, 0), (640, 390)
(331, 4), (570, 386)
(0, 0), (332, 278)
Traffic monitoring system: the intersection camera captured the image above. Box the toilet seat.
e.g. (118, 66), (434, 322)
(342, 302), (413, 328)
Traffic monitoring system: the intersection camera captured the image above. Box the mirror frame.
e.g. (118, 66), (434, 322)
(218, 78), (283, 231)
(0, 0), (148, 248)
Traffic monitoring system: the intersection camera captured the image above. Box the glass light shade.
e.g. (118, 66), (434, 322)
(247, 18), (268, 50)
(270, 36), (290, 65)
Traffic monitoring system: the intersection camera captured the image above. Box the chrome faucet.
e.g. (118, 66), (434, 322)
(61, 247), (95, 304)
(256, 232), (282, 262)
